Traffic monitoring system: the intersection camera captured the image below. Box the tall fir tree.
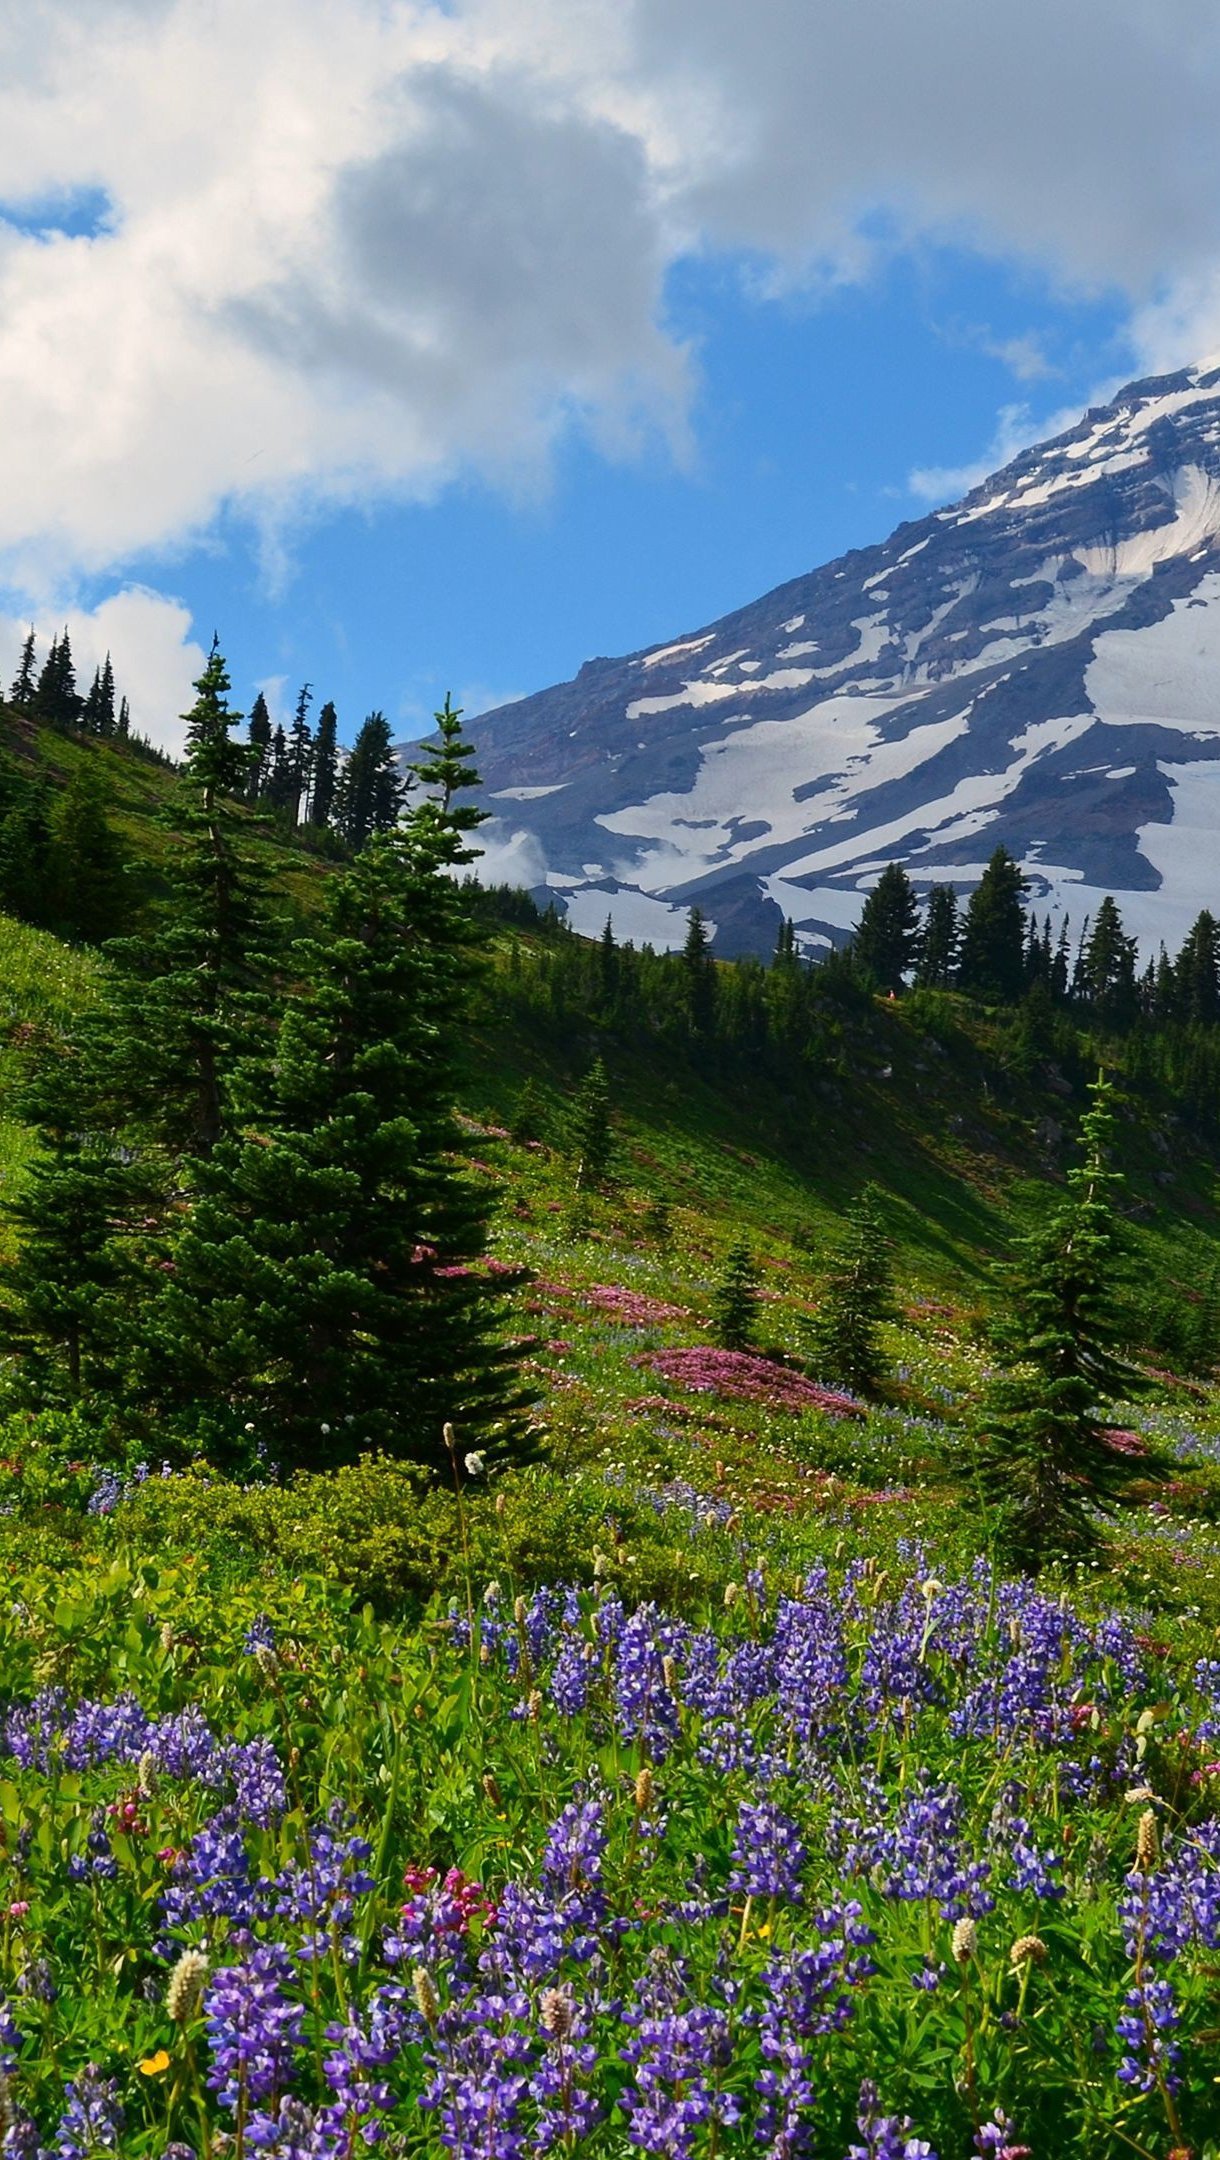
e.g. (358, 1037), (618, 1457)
(246, 691), (273, 801)
(101, 638), (272, 1157)
(116, 695), (130, 739)
(334, 711), (404, 848)
(852, 862), (920, 992)
(682, 906), (717, 1035)
(967, 1073), (1145, 1567)
(287, 681), (314, 823)
(310, 699), (339, 828)
(958, 846), (1028, 1002)
(146, 814), (526, 1471)
(1175, 910), (1220, 1028)
(265, 724), (292, 811)
(1081, 896), (1138, 1029)
(569, 1059), (615, 1190)
(8, 628), (36, 709)
(915, 883), (959, 989)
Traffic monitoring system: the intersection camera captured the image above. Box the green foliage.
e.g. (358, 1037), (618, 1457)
(333, 710), (403, 847)
(569, 1058), (615, 1190)
(710, 1239), (759, 1351)
(967, 1074), (1150, 1567)
(145, 827), (527, 1473)
(807, 1184), (895, 1395)
(958, 845), (1028, 1002)
(852, 861), (920, 992)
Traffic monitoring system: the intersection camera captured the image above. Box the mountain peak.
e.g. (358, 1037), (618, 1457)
(468, 362), (1220, 957)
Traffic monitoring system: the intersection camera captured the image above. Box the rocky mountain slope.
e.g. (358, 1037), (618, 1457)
(468, 359), (1220, 956)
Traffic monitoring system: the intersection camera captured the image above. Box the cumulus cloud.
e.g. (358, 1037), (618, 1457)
(0, 588), (205, 756)
(3, 0), (1220, 588)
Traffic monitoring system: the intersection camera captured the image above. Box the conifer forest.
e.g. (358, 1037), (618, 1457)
(6, 636), (1220, 2160)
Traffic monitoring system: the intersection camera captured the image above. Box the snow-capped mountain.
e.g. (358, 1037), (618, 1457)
(468, 359), (1220, 957)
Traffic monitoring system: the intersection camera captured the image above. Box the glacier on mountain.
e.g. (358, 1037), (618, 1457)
(455, 358), (1220, 958)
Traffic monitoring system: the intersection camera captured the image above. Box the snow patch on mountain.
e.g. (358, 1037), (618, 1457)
(462, 358), (1220, 956)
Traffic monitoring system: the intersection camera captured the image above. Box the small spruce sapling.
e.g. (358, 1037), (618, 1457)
(807, 1186), (894, 1395)
(711, 1242), (759, 1353)
(966, 1072), (1147, 1568)
(569, 1059), (615, 1191)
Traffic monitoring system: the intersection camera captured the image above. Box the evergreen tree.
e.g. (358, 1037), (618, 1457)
(1175, 911), (1220, 1028)
(146, 821), (525, 1471)
(0, 783), (56, 926)
(101, 639), (269, 1156)
(265, 725), (292, 811)
(8, 628), (36, 709)
(310, 699), (338, 828)
(32, 633), (62, 727)
(1050, 918), (1071, 1001)
(773, 918), (798, 966)
(807, 1186), (895, 1395)
(597, 915), (618, 1005)
(0, 1047), (148, 1400)
(682, 906), (717, 1034)
(852, 862), (920, 992)
(334, 712), (404, 848)
(711, 1242), (759, 1352)
(405, 695), (482, 867)
(96, 653), (116, 738)
(958, 847), (1028, 1002)
(287, 681), (313, 823)
(915, 884), (959, 989)
(49, 767), (128, 942)
(81, 667), (103, 735)
(33, 628), (81, 731)
(1081, 896), (1138, 1029)
(116, 695), (130, 739)
(967, 1074), (1145, 1568)
(246, 691), (273, 800)
(569, 1059), (614, 1190)
(510, 1077), (548, 1145)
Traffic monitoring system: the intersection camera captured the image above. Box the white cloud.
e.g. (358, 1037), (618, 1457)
(0, 587), (205, 756)
(4, 0), (1220, 587)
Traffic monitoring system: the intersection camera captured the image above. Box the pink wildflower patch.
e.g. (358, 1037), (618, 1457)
(1102, 1428), (1150, 1458)
(640, 1347), (861, 1417)
(582, 1283), (692, 1326)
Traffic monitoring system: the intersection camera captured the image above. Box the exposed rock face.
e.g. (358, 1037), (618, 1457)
(461, 360), (1220, 956)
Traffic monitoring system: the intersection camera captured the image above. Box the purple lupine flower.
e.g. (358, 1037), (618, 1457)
(620, 1986), (740, 2157)
(846, 2079), (938, 2160)
(549, 1637), (596, 1717)
(161, 1817), (268, 1940)
(275, 1816), (375, 1957)
(730, 1801), (806, 1902)
(614, 1608), (680, 1761)
(420, 1983), (534, 2160)
(1116, 1974), (1183, 2095)
(529, 1986), (604, 2152)
(50, 2065), (125, 2158)
(203, 1941), (305, 2111)
(243, 1614), (277, 1656)
(540, 1800), (606, 1906)
(86, 1470), (122, 1517)
(974, 2114), (1031, 2157)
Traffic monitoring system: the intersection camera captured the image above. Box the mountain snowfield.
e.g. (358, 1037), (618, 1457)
(467, 358), (1220, 957)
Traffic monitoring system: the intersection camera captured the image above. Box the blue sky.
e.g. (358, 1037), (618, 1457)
(0, 1), (1216, 756)
(115, 248), (1132, 748)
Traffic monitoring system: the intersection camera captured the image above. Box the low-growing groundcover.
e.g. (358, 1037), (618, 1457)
(3, 1545), (1220, 2156)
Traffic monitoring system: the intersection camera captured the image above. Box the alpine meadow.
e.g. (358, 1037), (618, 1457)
(15, 8), (1220, 2152)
